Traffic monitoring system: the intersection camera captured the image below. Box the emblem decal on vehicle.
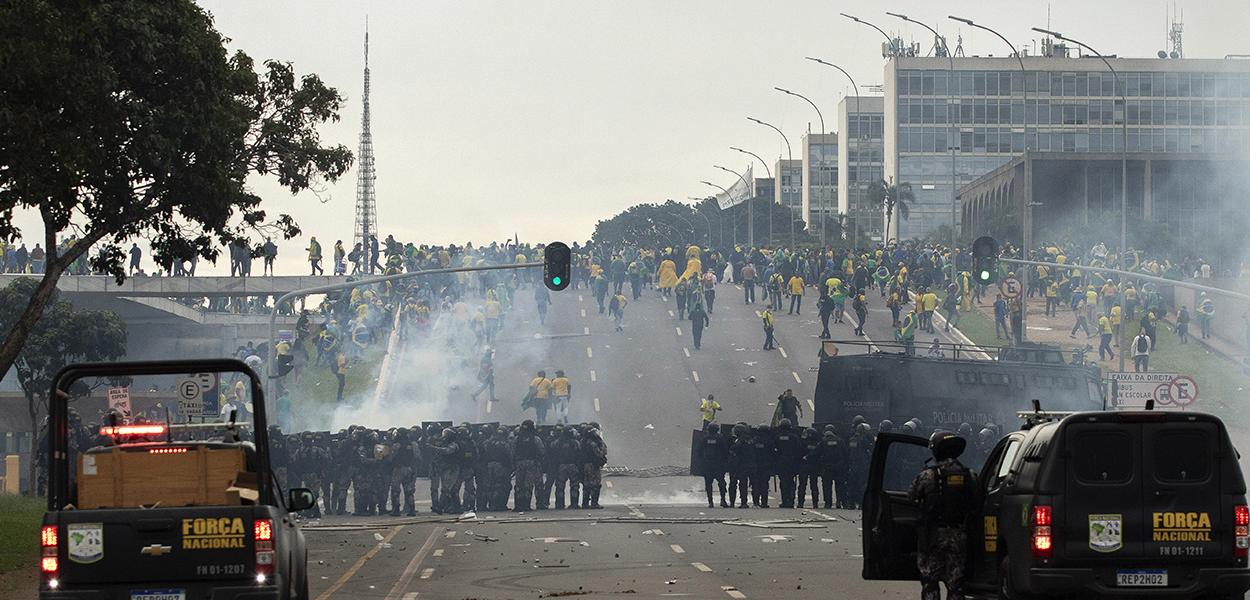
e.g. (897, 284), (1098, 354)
(67, 523), (104, 564)
(1089, 514), (1123, 553)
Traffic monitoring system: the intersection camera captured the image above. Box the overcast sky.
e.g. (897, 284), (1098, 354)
(13, 0), (1250, 274)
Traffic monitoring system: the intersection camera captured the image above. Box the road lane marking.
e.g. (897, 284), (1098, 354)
(314, 525), (404, 600)
(383, 527), (443, 600)
(419, 568), (434, 580)
(792, 371), (802, 384)
(691, 562), (713, 572)
(683, 348), (691, 358)
(605, 480), (613, 488)
(594, 398), (601, 412)
(580, 308), (587, 317)
(402, 594), (418, 600)
(584, 326), (590, 335)
(623, 502), (646, 518)
(675, 326), (683, 336)
(586, 347), (593, 358)
(670, 544), (685, 554)
(579, 294), (584, 302)
(723, 587), (747, 599)
(806, 398), (815, 411)
(486, 401), (493, 414)
(590, 370), (597, 382)
(754, 310), (761, 317)
(691, 370), (700, 382)
(669, 310), (675, 317)
(778, 347), (788, 358)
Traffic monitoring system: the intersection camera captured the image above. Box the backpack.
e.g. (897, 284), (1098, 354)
(1136, 335), (1149, 353)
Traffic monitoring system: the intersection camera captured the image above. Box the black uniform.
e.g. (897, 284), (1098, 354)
(481, 431), (514, 511)
(772, 424), (803, 508)
(812, 431), (845, 510)
(698, 426), (729, 507)
(796, 430), (822, 508)
(727, 427), (752, 508)
(512, 426), (545, 511)
(550, 429), (582, 509)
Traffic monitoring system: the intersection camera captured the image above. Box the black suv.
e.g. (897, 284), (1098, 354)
(863, 410), (1250, 599)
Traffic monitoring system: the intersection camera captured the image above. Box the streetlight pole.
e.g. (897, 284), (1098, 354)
(730, 146), (773, 246)
(714, 165), (754, 248)
(888, 12), (958, 254)
(748, 117), (795, 249)
(701, 180), (737, 247)
(776, 87), (827, 248)
(951, 16), (1031, 341)
(687, 196), (715, 247)
(1034, 27), (1129, 372)
(840, 12), (894, 45)
(806, 57), (863, 248)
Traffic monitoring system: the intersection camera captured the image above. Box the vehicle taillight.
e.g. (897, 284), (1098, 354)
(1032, 505), (1053, 559)
(41, 525), (58, 587)
(254, 518), (274, 584)
(1235, 505), (1249, 559)
(99, 424), (165, 437)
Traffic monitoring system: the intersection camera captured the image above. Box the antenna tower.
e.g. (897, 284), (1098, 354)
(1168, 4), (1184, 58)
(354, 19), (380, 258)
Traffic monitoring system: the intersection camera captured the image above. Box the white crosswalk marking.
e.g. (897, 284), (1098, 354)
(580, 308), (586, 317)
(806, 398), (815, 411)
(691, 370), (700, 382)
(723, 587), (747, 599)
(432, 549), (444, 557)
(402, 593), (418, 600)
(670, 544), (685, 554)
(579, 294), (584, 302)
(419, 568), (434, 580)
(668, 310), (675, 317)
(584, 326), (590, 335)
(486, 401), (493, 414)
(683, 348), (691, 358)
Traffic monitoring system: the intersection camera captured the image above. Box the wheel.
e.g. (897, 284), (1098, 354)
(998, 555), (1026, 600)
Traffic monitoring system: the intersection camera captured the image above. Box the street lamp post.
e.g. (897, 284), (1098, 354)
(840, 12), (894, 45)
(687, 196), (715, 246)
(806, 57), (863, 249)
(775, 87), (828, 248)
(714, 165), (754, 248)
(887, 12), (958, 253)
(950, 16), (1031, 341)
(1034, 27), (1129, 373)
(748, 117), (795, 249)
(701, 180), (737, 247)
(730, 146), (773, 246)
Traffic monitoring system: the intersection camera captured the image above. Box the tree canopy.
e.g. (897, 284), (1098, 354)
(0, 0), (353, 380)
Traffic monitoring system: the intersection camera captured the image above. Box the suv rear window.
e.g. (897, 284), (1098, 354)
(1072, 430), (1133, 483)
(1153, 431), (1212, 483)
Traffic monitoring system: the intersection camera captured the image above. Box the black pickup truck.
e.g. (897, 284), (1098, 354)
(39, 359), (315, 600)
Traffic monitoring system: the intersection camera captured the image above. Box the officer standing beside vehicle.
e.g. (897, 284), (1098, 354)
(909, 431), (977, 600)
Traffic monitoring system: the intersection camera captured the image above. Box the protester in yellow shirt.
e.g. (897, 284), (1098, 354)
(699, 394), (722, 430)
(552, 370), (572, 424)
(787, 275), (804, 315)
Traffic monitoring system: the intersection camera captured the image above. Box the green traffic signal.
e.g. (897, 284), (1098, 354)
(553, 276), (562, 286)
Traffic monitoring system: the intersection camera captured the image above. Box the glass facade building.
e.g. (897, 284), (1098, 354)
(884, 56), (1250, 240)
(802, 133), (838, 235)
(838, 96), (885, 244)
(774, 159), (803, 226)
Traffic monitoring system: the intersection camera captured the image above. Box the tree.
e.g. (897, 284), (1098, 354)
(0, 0), (352, 387)
(592, 201), (703, 249)
(0, 278), (127, 490)
(868, 181), (914, 243)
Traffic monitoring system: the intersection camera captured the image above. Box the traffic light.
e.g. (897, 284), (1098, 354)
(971, 236), (999, 285)
(544, 242), (571, 291)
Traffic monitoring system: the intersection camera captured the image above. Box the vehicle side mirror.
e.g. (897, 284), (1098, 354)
(288, 487), (316, 512)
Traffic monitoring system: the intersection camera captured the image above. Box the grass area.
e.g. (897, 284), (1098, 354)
(0, 494), (44, 575)
(286, 338), (388, 411)
(1124, 320), (1250, 426)
(944, 301), (1002, 349)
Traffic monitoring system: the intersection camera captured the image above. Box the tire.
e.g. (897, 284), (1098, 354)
(998, 555), (1018, 600)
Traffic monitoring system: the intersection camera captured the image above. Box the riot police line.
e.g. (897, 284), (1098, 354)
(268, 420), (608, 517)
(689, 416), (1001, 510)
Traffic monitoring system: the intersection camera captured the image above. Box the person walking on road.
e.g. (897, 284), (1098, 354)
(818, 294), (834, 339)
(741, 262), (757, 304)
(1098, 313), (1116, 361)
(761, 308), (776, 351)
(1196, 293), (1215, 340)
(699, 394), (722, 431)
(1175, 305), (1190, 344)
(608, 291), (627, 332)
(853, 290), (868, 336)
(689, 295), (710, 350)
(993, 295), (1009, 339)
(306, 236), (323, 276)
(701, 269), (717, 314)
(1132, 331), (1151, 373)
(787, 273), (804, 315)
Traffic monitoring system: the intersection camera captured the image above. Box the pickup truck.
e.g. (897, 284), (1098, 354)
(39, 359), (315, 600)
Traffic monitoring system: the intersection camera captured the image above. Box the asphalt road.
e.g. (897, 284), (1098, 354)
(310, 279), (979, 599)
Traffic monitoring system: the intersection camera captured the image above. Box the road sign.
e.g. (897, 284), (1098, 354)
(998, 277), (1022, 299)
(107, 387), (131, 422)
(175, 373), (217, 418)
(1110, 372), (1195, 408)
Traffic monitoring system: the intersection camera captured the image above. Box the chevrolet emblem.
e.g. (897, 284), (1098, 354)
(140, 544), (172, 557)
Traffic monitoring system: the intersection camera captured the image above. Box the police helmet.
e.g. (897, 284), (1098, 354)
(878, 419), (895, 433)
(928, 431), (967, 461)
(852, 415), (867, 426)
(855, 422), (871, 435)
(732, 423), (749, 438)
(823, 424), (836, 434)
(778, 418), (793, 429)
(977, 427), (997, 445)
(900, 421), (917, 434)
(957, 422), (974, 437)
(521, 419), (535, 431)
(908, 418), (924, 430)
(803, 427), (818, 439)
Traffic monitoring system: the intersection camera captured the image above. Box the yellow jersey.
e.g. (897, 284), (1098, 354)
(552, 377), (570, 397)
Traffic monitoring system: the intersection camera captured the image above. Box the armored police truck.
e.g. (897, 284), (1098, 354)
(813, 341), (1104, 432)
(865, 409), (1250, 599)
(40, 360), (315, 600)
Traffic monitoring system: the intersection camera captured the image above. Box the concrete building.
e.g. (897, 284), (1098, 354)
(774, 159), (804, 231)
(884, 54), (1250, 240)
(801, 133), (838, 240)
(838, 96), (885, 245)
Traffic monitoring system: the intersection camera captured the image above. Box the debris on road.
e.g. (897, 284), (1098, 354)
(756, 534), (794, 543)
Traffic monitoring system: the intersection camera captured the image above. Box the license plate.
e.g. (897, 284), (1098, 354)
(131, 590), (186, 600)
(1116, 570), (1168, 587)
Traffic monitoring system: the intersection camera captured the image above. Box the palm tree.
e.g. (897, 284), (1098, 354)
(868, 180), (914, 243)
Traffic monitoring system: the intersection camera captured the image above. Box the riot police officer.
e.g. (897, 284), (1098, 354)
(550, 425), (582, 509)
(814, 425), (844, 509)
(579, 424), (607, 509)
(698, 423), (729, 508)
(512, 420), (545, 511)
(844, 422), (873, 510)
(727, 423), (750, 508)
(773, 419), (802, 508)
(482, 426), (514, 511)
(388, 428), (420, 516)
(748, 424), (772, 508)
(909, 431), (977, 600)
(796, 427), (821, 508)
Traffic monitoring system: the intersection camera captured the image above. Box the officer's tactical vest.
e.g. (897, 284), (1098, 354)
(925, 462), (975, 527)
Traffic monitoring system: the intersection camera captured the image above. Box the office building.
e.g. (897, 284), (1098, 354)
(802, 133), (838, 240)
(838, 96), (885, 244)
(774, 159), (803, 232)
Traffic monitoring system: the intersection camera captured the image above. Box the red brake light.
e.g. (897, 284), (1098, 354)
(148, 447), (188, 454)
(1236, 505), (1249, 527)
(254, 519), (273, 542)
(1236, 505), (1249, 559)
(1033, 505), (1052, 526)
(41, 556), (58, 573)
(99, 424), (165, 437)
(41, 526), (57, 547)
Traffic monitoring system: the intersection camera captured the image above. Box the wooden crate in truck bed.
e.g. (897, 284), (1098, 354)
(77, 445), (247, 508)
